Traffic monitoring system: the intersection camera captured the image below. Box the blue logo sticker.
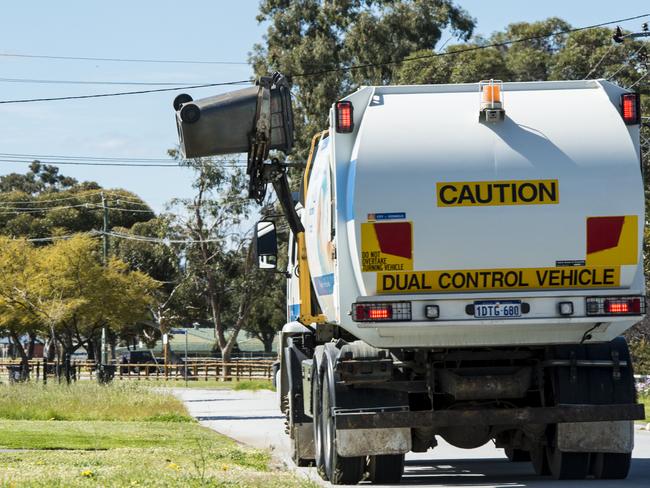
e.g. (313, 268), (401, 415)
(368, 212), (406, 221)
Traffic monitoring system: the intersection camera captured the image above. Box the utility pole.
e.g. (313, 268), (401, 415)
(102, 192), (109, 265)
(100, 193), (110, 373)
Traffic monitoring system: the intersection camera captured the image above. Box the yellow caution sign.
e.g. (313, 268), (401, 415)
(436, 179), (559, 207)
(377, 266), (620, 294)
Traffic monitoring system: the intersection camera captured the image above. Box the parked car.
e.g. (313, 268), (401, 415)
(119, 350), (159, 374)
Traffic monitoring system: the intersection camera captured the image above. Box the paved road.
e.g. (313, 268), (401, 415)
(176, 388), (650, 487)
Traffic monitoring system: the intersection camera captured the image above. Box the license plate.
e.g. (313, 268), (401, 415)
(474, 300), (521, 319)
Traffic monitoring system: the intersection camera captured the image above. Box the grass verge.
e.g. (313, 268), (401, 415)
(152, 379), (274, 391)
(0, 420), (309, 487)
(0, 381), (190, 421)
(0, 382), (308, 487)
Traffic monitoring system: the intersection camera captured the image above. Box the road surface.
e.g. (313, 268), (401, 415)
(176, 388), (650, 487)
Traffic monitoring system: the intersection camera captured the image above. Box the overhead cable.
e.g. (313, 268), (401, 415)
(627, 70), (649, 88)
(0, 52), (248, 65)
(0, 77), (216, 86)
(289, 14), (650, 79)
(0, 80), (253, 104)
(0, 14), (647, 105)
(0, 158), (246, 168)
(0, 190), (147, 205)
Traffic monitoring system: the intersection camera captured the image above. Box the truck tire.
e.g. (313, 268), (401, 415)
(504, 448), (530, 462)
(585, 338), (634, 480)
(312, 364), (328, 481)
(530, 446), (550, 476)
(367, 454), (404, 484)
(321, 360), (364, 485)
(546, 447), (589, 480)
(591, 452), (632, 479)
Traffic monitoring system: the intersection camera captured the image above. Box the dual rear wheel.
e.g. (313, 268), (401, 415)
(312, 361), (404, 484)
(535, 446), (631, 480)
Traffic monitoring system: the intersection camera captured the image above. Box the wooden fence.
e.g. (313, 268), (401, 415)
(0, 358), (275, 383)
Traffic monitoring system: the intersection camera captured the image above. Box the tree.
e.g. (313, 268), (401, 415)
(0, 166), (155, 240)
(250, 0), (475, 160)
(244, 269), (286, 353)
(40, 235), (158, 360)
(396, 21), (648, 88)
(167, 155), (281, 368)
(0, 235), (158, 364)
(0, 161), (78, 194)
(0, 238), (42, 367)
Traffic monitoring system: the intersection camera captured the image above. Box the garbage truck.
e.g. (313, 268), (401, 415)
(174, 74), (646, 483)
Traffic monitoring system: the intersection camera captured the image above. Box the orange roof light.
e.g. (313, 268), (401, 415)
(479, 80), (505, 123)
(482, 84), (501, 104)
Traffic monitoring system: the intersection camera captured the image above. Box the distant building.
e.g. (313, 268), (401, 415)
(0, 336), (44, 359)
(115, 328), (278, 358)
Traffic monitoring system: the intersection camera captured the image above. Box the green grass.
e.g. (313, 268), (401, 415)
(153, 379), (274, 391)
(0, 421), (310, 487)
(0, 421), (202, 450)
(0, 381), (191, 421)
(0, 382), (310, 487)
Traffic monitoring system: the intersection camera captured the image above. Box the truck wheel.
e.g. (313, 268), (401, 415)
(591, 452), (631, 479)
(584, 339), (633, 480)
(321, 364), (365, 485)
(312, 365), (328, 481)
(530, 446), (550, 475)
(504, 448), (530, 462)
(546, 447), (589, 480)
(367, 454), (404, 484)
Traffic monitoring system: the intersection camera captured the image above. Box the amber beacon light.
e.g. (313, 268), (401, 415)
(479, 79), (505, 122)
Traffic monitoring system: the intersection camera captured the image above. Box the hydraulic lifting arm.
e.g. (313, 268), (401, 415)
(247, 74), (326, 326)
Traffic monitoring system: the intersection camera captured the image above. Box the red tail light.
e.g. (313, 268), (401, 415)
(621, 93), (640, 125)
(586, 296), (645, 316)
(352, 301), (411, 322)
(336, 101), (354, 133)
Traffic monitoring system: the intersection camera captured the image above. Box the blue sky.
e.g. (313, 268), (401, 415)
(0, 0), (647, 212)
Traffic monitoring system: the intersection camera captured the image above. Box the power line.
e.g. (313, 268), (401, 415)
(0, 152), (174, 162)
(0, 151), (247, 164)
(0, 158), (247, 168)
(0, 51), (248, 65)
(25, 232), (99, 243)
(0, 80), (253, 104)
(606, 44), (648, 80)
(0, 204), (91, 214)
(290, 14), (650, 79)
(0, 77), (216, 87)
(583, 43), (618, 80)
(0, 158), (182, 167)
(104, 230), (223, 244)
(0, 190), (147, 205)
(0, 14), (647, 105)
(628, 70), (650, 88)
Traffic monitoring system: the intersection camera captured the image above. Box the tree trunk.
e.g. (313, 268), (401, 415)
(27, 333), (36, 360)
(10, 332), (30, 372)
(44, 338), (56, 361)
(221, 344), (234, 381)
(87, 339), (95, 361)
(262, 335), (274, 353)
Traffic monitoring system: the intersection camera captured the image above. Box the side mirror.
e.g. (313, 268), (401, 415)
(254, 221), (278, 269)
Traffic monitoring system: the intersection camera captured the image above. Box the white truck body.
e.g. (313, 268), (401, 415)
(175, 74), (646, 482)
(297, 79), (644, 348)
